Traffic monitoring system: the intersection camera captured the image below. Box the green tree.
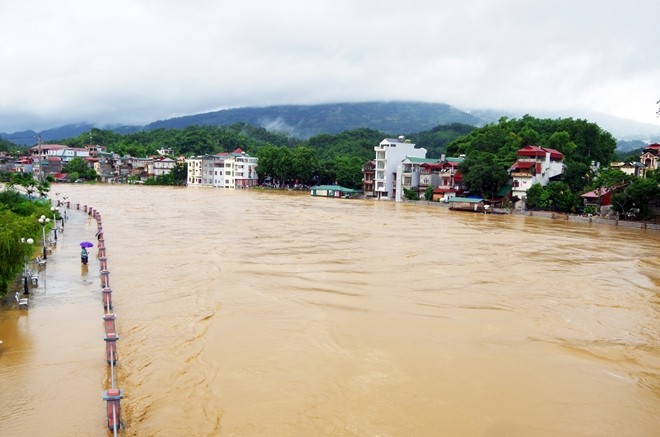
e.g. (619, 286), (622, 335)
(403, 187), (419, 200)
(144, 163), (188, 186)
(562, 162), (592, 192)
(317, 160), (338, 186)
(518, 126), (541, 146)
(63, 157), (96, 181)
(0, 137), (15, 152)
(169, 162), (188, 185)
(524, 183), (550, 209)
(446, 116), (617, 192)
(424, 186), (434, 201)
(612, 174), (660, 220)
(548, 131), (577, 156)
(273, 147), (293, 185)
(11, 172), (38, 201)
(334, 156), (364, 188)
(255, 144), (279, 182)
(545, 181), (579, 212)
(460, 153), (509, 198)
(591, 168), (630, 190)
(0, 191), (54, 296)
(0, 212), (36, 294)
(36, 180), (50, 198)
(290, 147), (319, 184)
(408, 123), (475, 158)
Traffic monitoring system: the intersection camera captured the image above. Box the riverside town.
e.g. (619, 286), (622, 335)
(1, 120), (659, 223)
(1, 118), (659, 436)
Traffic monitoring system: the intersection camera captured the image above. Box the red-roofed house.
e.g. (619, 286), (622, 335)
(580, 184), (627, 215)
(427, 157), (465, 201)
(640, 143), (660, 172)
(13, 157), (33, 173)
(509, 145), (565, 202)
(29, 143), (91, 179)
(362, 161), (375, 196)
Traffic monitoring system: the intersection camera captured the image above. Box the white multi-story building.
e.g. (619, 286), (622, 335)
(187, 149), (258, 188)
(157, 147), (174, 156)
(29, 144), (90, 162)
(28, 144), (92, 180)
(150, 157), (177, 177)
(396, 156), (439, 201)
(374, 136), (427, 200)
(509, 145), (565, 201)
(211, 149), (258, 188)
(186, 155), (217, 186)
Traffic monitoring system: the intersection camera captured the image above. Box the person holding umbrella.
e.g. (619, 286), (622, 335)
(80, 241), (93, 265)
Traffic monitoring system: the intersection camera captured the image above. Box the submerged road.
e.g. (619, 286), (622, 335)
(0, 204), (112, 436)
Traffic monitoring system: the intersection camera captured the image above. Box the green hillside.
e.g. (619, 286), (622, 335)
(145, 101), (486, 139)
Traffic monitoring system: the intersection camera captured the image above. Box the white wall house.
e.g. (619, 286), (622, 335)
(157, 147), (174, 156)
(29, 144), (90, 162)
(395, 156), (438, 201)
(224, 149), (259, 188)
(187, 149), (258, 188)
(150, 157), (177, 177)
(509, 146), (565, 202)
(374, 136), (427, 199)
(186, 155), (210, 186)
(28, 144), (92, 180)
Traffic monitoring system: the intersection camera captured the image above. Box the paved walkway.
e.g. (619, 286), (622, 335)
(0, 205), (109, 435)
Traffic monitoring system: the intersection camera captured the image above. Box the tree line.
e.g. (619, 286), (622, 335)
(5, 116), (659, 218)
(0, 179), (57, 296)
(445, 115), (658, 218)
(36, 124), (474, 188)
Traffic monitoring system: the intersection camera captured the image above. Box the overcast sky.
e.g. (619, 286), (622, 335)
(1, 0), (659, 133)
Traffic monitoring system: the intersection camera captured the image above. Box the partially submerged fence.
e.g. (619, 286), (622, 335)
(60, 201), (124, 435)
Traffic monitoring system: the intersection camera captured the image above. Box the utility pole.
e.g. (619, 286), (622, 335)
(36, 134), (44, 182)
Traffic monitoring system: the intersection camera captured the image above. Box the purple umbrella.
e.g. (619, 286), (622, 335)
(80, 241), (94, 248)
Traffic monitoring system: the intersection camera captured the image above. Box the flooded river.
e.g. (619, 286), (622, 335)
(1, 184), (659, 436)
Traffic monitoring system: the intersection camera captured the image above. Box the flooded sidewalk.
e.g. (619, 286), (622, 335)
(0, 206), (110, 436)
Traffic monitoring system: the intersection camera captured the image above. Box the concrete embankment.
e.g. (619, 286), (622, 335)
(400, 199), (660, 231)
(514, 209), (660, 231)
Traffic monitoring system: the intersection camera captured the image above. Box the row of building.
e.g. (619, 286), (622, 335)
(361, 136), (660, 209)
(1, 143), (260, 189)
(2, 138), (659, 210)
(4, 144), (179, 183)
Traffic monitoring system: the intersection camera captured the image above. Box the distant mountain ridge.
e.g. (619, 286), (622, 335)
(2, 101), (660, 146)
(144, 101), (485, 139)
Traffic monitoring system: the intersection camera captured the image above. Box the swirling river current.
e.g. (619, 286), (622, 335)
(1, 184), (658, 436)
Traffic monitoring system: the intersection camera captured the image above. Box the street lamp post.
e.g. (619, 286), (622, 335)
(51, 206), (58, 241)
(20, 237), (34, 294)
(62, 195), (68, 226)
(38, 215), (50, 259)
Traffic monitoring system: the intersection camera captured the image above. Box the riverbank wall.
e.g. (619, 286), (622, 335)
(399, 199), (660, 231)
(512, 209), (660, 231)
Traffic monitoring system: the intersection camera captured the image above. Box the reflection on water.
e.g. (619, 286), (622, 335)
(1, 185), (659, 436)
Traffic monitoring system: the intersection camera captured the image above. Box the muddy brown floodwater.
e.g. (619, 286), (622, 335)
(1, 184), (659, 436)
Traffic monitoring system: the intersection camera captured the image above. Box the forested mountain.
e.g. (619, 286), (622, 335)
(3, 101), (659, 146)
(0, 102), (485, 145)
(143, 102), (484, 139)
